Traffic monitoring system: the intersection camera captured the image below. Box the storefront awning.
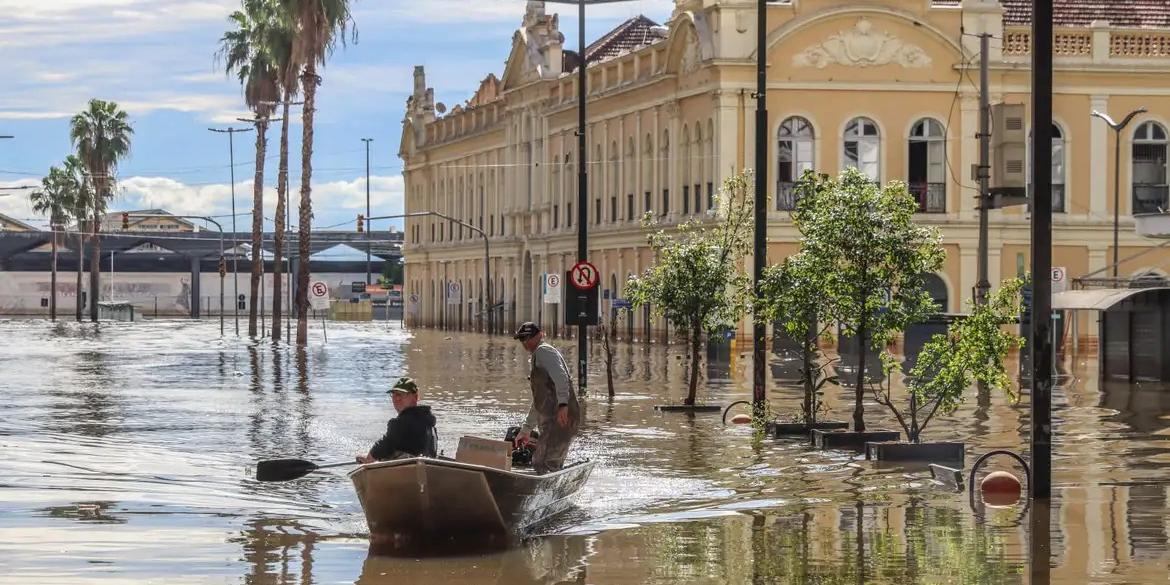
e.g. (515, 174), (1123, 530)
(1052, 287), (1170, 311)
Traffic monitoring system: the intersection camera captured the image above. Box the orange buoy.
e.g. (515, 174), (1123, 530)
(980, 471), (1022, 507)
(730, 413), (752, 425)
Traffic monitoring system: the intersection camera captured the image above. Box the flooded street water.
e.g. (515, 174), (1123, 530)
(2, 319), (1168, 584)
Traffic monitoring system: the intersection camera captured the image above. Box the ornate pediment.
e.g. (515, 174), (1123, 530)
(792, 18), (932, 69)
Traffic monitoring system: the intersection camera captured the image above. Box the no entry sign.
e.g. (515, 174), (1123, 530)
(570, 261), (599, 290)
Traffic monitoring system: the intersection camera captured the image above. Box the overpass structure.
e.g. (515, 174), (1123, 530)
(0, 230), (403, 319)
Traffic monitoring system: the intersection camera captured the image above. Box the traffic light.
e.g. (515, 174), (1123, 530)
(121, 212), (130, 231)
(357, 214), (365, 233)
(218, 256), (227, 277)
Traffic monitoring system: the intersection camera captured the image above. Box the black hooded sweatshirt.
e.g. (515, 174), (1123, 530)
(369, 405), (438, 460)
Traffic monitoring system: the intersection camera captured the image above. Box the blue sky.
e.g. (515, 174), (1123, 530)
(0, 0), (674, 232)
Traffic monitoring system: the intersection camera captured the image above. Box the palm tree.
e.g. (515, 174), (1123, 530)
(63, 156), (94, 322)
(70, 99), (132, 322)
(219, 0), (287, 338)
(271, 6), (298, 343)
(282, 0), (354, 345)
(30, 164), (79, 321)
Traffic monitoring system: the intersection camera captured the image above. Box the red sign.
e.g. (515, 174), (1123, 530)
(570, 261), (600, 290)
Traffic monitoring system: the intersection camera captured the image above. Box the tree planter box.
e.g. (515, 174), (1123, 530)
(865, 441), (965, 464)
(655, 404), (722, 413)
(811, 430), (901, 451)
(766, 421), (849, 438)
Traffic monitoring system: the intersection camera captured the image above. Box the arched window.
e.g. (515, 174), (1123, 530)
(643, 134), (654, 214)
(564, 153), (574, 229)
(1028, 124), (1067, 213)
(705, 119), (715, 211)
(660, 129), (670, 216)
(692, 122), (703, 214)
(1132, 121), (1169, 215)
(610, 140), (619, 223)
(626, 137), (636, 221)
(777, 116), (814, 210)
(681, 125), (691, 215)
(843, 117), (880, 181)
(908, 118), (946, 213)
(922, 273), (949, 313)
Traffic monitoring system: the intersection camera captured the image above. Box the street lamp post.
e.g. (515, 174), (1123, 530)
(208, 125), (254, 336)
(751, 0), (769, 415)
(545, 0), (639, 395)
(1091, 107), (1146, 278)
(367, 211), (492, 334)
(362, 138), (374, 286)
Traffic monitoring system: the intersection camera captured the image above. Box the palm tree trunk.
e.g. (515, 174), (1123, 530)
(49, 225), (58, 321)
(75, 225), (85, 322)
(89, 208), (101, 322)
(272, 101), (290, 342)
(295, 66), (318, 346)
(248, 119), (268, 337)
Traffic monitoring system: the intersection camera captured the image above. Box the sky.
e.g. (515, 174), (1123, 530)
(0, 0), (674, 232)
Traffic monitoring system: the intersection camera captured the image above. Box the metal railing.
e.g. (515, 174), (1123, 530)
(776, 181), (798, 211)
(909, 182), (947, 213)
(1133, 183), (1169, 214)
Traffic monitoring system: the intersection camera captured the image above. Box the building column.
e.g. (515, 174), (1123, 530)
(714, 90), (738, 188)
(959, 95), (979, 218)
(960, 246), (978, 305)
(190, 256), (202, 319)
(1090, 95), (1110, 218)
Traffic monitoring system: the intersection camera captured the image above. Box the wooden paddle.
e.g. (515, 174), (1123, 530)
(256, 458), (358, 482)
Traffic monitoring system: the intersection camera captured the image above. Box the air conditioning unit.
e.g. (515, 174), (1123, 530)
(990, 102), (1028, 208)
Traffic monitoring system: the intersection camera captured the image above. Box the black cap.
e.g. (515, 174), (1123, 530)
(513, 322), (541, 341)
(388, 376), (419, 394)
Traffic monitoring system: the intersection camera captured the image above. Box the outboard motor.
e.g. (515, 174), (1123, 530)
(503, 425), (540, 468)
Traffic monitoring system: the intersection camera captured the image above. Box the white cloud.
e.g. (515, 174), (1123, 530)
(112, 174), (403, 229)
(0, 110), (75, 120)
(0, 180), (41, 225)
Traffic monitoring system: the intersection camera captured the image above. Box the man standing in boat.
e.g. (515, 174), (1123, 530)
(357, 377), (438, 463)
(512, 322), (581, 473)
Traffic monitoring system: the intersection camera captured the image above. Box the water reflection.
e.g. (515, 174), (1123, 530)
(2, 320), (1170, 583)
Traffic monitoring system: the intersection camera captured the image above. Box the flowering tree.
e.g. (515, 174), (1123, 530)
(627, 172), (755, 405)
(794, 169), (945, 431)
(758, 252), (838, 425)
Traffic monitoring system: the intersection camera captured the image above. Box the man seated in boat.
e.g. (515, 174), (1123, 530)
(512, 322), (581, 473)
(356, 377), (438, 463)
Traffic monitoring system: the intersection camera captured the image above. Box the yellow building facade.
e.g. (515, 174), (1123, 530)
(400, 0), (1170, 339)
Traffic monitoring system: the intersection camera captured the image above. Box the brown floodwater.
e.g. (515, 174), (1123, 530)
(1, 319), (1167, 584)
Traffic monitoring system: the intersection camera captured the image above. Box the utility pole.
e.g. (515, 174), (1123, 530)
(752, 0), (768, 414)
(975, 33), (991, 306)
(1030, 0), (1054, 503)
(1029, 2), (1054, 583)
(577, 0), (589, 396)
(208, 125), (254, 336)
(362, 138), (374, 286)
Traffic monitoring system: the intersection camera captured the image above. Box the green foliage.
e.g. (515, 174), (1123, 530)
(379, 259), (403, 286)
(31, 164), (81, 228)
(70, 99), (132, 208)
(790, 168), (945, 430)
(218, 0), (292, 116)
(626, 172), (755, 404)
(871, 280), (1026, 443)
(758, 253), (840, 424)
